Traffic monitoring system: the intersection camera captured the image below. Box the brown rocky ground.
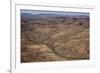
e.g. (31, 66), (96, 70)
(21, 13), (89, 63)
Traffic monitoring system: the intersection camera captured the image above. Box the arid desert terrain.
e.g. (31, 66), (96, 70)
(21, 10), (89, 63)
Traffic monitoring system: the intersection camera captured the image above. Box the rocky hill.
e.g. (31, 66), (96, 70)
(21, 11), (89, 63)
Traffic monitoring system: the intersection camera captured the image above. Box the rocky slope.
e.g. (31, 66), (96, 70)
(21, 12), (89, 63)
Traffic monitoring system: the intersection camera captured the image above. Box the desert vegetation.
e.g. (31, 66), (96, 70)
(21, 10), (89, 63)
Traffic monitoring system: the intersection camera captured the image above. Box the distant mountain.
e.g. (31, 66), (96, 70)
(21, 13), (34, 19)
(21, 13), (39, 22)
(21, 12), (89, 18)
(21, 12), (89, 23)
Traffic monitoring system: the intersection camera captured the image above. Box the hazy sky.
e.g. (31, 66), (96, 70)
(21, 9), (89, 16)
